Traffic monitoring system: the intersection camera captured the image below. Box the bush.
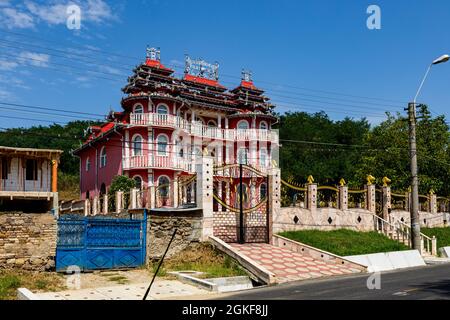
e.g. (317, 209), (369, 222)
(107, 175), (136, 211)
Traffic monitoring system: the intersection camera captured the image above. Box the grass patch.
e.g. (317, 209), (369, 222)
(279, 229), (409, 256)
(0, 270), (65, 300)
(107, 275), (129, 285)
(151, 243), (247, 279)
(421, 227), (450, 251)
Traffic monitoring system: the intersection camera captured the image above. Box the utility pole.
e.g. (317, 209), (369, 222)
(407, 102), (421, 251)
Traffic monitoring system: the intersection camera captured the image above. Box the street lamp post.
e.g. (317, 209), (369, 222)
(408, 54), (449, 252)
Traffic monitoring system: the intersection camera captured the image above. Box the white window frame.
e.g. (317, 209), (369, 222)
(99, 147), (107, 168)
(132, 134), (143, 156)
(156, 103), (169, 115)
(86, 156), (90, 172)
(237, 120), (249, 130)
(133, 103), (144, 114)
(156, 133), (169, 156)
(259, 121), (268, 130)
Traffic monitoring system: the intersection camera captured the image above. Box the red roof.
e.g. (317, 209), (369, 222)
(145, 58), (173, 72)
(183, 74), (225, 89)
(240, 80), (257, 90)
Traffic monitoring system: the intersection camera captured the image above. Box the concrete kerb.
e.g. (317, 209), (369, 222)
(17, 288), (39, 300)
(272, 234), (368, 272)
(208, 236), (277, 285)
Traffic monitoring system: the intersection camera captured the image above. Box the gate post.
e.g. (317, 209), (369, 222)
(148, 186), (155, 209)
(197, 156), (214, 241)
(173, 176), (179, 208)
(338, 185), (348, 210)
(92, 196), (100, 215)
(130, 188), (138, 209)
(102, 194), (108, 215)
(116, 191), (124, 212)
(268, 168), (281, 244)
(382, 185), (391, 221)
(307, 180), (317, 212)
(366, 184), (376, 214)
(430, 192), (437, 214)
(84, 199), (90, 216)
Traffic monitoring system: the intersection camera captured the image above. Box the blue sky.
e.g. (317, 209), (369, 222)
(0, 0), (449, 128)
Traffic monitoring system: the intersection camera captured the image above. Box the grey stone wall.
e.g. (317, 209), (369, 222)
(0, 213), (56, 271)
(146, 213), (203, 261)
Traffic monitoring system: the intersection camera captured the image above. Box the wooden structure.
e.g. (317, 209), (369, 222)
(0, 146), (62, 213)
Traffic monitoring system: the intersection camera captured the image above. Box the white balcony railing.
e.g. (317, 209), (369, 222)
(130, 113), (279, 143)
(123, 155), (193, 172)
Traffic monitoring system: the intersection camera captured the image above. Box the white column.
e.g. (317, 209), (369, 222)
(196, 156), (214, 241)
(218, 114), (222, 128)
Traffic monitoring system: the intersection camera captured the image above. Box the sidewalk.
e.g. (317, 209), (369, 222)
(34, 279), (212, 300)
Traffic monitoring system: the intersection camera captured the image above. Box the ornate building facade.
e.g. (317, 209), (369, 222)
(74, 48), (279, 209)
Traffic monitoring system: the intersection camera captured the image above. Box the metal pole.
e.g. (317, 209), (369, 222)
(143, 228), (177, 300)
(407, 102), (421, 251)
(239, 164), (244, 244)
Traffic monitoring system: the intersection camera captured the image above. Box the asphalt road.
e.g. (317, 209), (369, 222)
(217, 264), (450, 300)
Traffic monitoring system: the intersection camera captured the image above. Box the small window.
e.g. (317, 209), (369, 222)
(156, 104), (169, 115)
(237, 120), (249, 130)
(134, 176), (143, 190)
(157, 135), (168, 156)
(1, 158), (8, 180)
(260, 121), (268, 130)
(25, 159), (38, 181)
(132, 135), (143, 156)
(100, 147), (107, 168)
(133, 104), (144, 114)
(86, 157), (90, 172)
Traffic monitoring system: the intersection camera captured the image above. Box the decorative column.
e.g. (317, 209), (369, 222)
(382, 177), (392, 220)
(102, 194), (108, 215)
(430, 190), (437, 214)
(92, 196), (100, 215)
(173, 175), (179, 208)
(84, 199), (91, 216)
(51, 159), (59, 216)
(338, 178), (348, 210)
(148, 186), (155, 209)
(366, 175), (376, 214)
(130, 188), (138, 209)
(306, 175), (317, 212)
(115, 191), (124, 212)
(268, 167), (281, 244)
(196, 155), (214, 240)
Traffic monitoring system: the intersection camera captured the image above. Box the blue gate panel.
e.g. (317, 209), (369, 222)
(56, 212), (147, 272)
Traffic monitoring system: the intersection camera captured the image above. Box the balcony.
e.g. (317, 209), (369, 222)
(130, 113), (279, 143)
(123, 155), (193, 172)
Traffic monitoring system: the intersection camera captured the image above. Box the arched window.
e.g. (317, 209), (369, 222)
(260, 121), (268, 130)
(99, 147), (107, 168)
(158, 175), (170, 197)
(85, 157), (90, 172)
(260, 183), (267, 199)
(133, 175), (143, 190)
(156, 104), (169, 115)
(259, 148), (267, 167)
(132, 134), (143, 156)
(237, 120), (249, 130)
(207, 120), (217, 127)
(157, 134), (168, 156)
(238, 148), (248, 165)
(133, 104), (144, 114)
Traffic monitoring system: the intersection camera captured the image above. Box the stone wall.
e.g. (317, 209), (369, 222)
(390, 210), (449, 228)
(146, 210), (203, 261)
(0, 213), (56, 271)
(274, 207), (376, 233)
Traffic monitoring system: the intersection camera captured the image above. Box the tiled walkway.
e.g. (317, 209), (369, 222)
(230, 243), (362, 283)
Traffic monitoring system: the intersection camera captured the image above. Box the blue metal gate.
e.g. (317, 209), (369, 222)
(56, 211), (147, 272)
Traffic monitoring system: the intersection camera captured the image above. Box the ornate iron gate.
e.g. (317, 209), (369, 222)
(56, 211), (147, 272)
(213, 164), (269, 244)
